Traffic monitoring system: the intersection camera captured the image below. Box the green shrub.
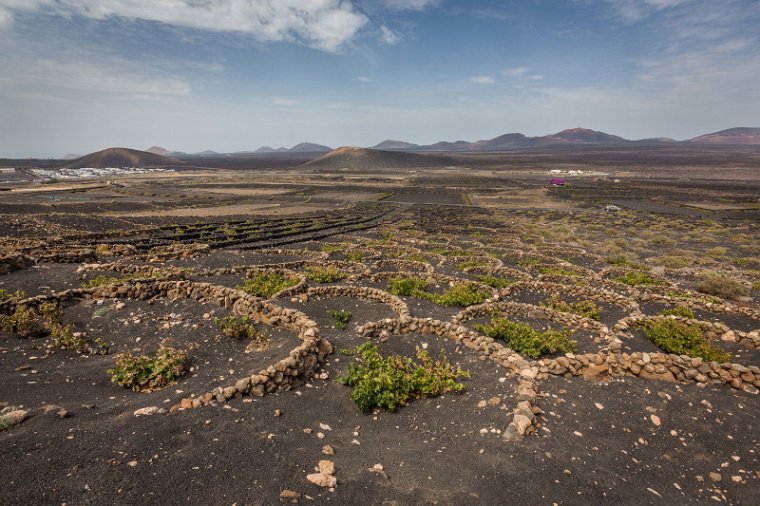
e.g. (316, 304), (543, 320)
(659, 306), (695, 319)
(337, 341), (470, 412)
(387, 277), (489, 307)
(80, 273), (159, 288)
(653, 255), (693, 269)
(541, 294), (601, 320)
(388, 277), (428, 297)
(455, 259), (489, 271)
(213, 315), (267, 343)
(635, 319), (731, 362)
(537, 266), (581, 277)
(238, 271), (299, 298)
(433, 283), (491, 307)
(50, 324), (88, 352)
(306, 265), (348, 283)
(0, 289), (26, 303)
(605, 254), (635, 266)
(614, 271), (664, 286)
(108, 341), (188, 392)
(0, 306), (45, 338)
(475, 316), (575, 359)
(695, 271), (748, 300)
(327, 309), (352, 330)
(345, 250), (364, 262)
(753, 280), (760, 291)
(475, 274), (514, 289)
(706, 246), (728, 258)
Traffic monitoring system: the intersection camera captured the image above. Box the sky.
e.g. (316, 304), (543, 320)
(1, 0), (759, 157)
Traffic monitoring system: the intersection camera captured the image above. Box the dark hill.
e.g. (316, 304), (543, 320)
(289, 142), (332, 153)
(301, 147), (454, 170)
(689, 127), (760, 145)
(66, 148), (181, 169)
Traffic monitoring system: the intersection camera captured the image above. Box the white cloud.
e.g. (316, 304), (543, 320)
(381, 0), (440, 11)
(469, 75), (495, 85)
(0, 0), (368, 52)
(0, 7), (12, 27)
(271, 98), (299, 107)
(502, 67), (530, 77)
(379, 25), (400, 45)
(356, 76), (372, 82)
(606, 0), (693, 22)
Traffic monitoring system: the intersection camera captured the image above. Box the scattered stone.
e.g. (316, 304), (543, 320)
(280, 489), (301, 503)
(650, 415), (661, 427)
(709, 472), (722, 482)
(0, 407), (28, 430)
(42, 404), (70, 419)
(133, 406), (166, 417)
(322, 445), (334, 455)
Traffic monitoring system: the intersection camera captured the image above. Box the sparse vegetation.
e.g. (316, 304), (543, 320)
(238, 271), (299, 298)
(541, 294), (601, 320)
(213, 315), (267, 342)
(338, 341), (470, 412)
(659, 306), (696, 319)
(475, 316), (576, 359)
(0, 305), (45, 338)
(474, 274), (514, 289)
(387, 277), (490, 307)
(306, 265), (348, 283)
(635, 319), (731, 362)
(614, 271), (665, 286)
(694, 271), (748, 300)
(108, 341), (188, 392)
(327, 309), (352, 329)
(0, 289), (26, 303)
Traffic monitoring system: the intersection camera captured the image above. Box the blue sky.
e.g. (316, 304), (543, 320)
(1, 0), (759, 157)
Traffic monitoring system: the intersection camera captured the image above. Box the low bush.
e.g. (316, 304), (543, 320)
(475, 316), (576, 359)
(80, 273), (159, 289)
(327, 309), (352, 330)
(345, 250), (364, 262)
(306, 265), (348, 283)
(387, 277), (489, 307)
(695, 271), (748, 300)
(213, 315), (266, 341)
(50, 323), (89, 352)
(475, 274), (514, 289)
(0, 289), (26, 303)
(536, 266), (581, 277)
(337, 341), (470, 412)
(388, 277), (428, 297)
(605, 254), (635, 266)
(614, 271), (665, 286)
(635, 319), (731, 362)
(659, 306), (695, 319)
(541, 294), (601, 320)
(238, 271), (299, 298)
(455, 259), (489, 271)
(653, 255), (693, 269)
(108, 341), (188, 392)
(0, 306), (45, 338)
(434, 283), (491, 307)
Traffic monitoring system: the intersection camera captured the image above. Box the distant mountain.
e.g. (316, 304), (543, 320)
(196, 150), (221, 156)
(372, 128), (633, 152)
(689, 127), (760, 145)
(255, 146), (276, 153)
(145, 146), (173, 156)
(289, 142), (332, 153)
(302, 147), (453, 170)
(62, 153), (81, 160)
(543, 127), (627, 144)
(371, 140), (421, 150)
(65, 148), (181, 169)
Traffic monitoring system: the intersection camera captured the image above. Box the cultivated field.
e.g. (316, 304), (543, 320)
(1, 163), (759, 505)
